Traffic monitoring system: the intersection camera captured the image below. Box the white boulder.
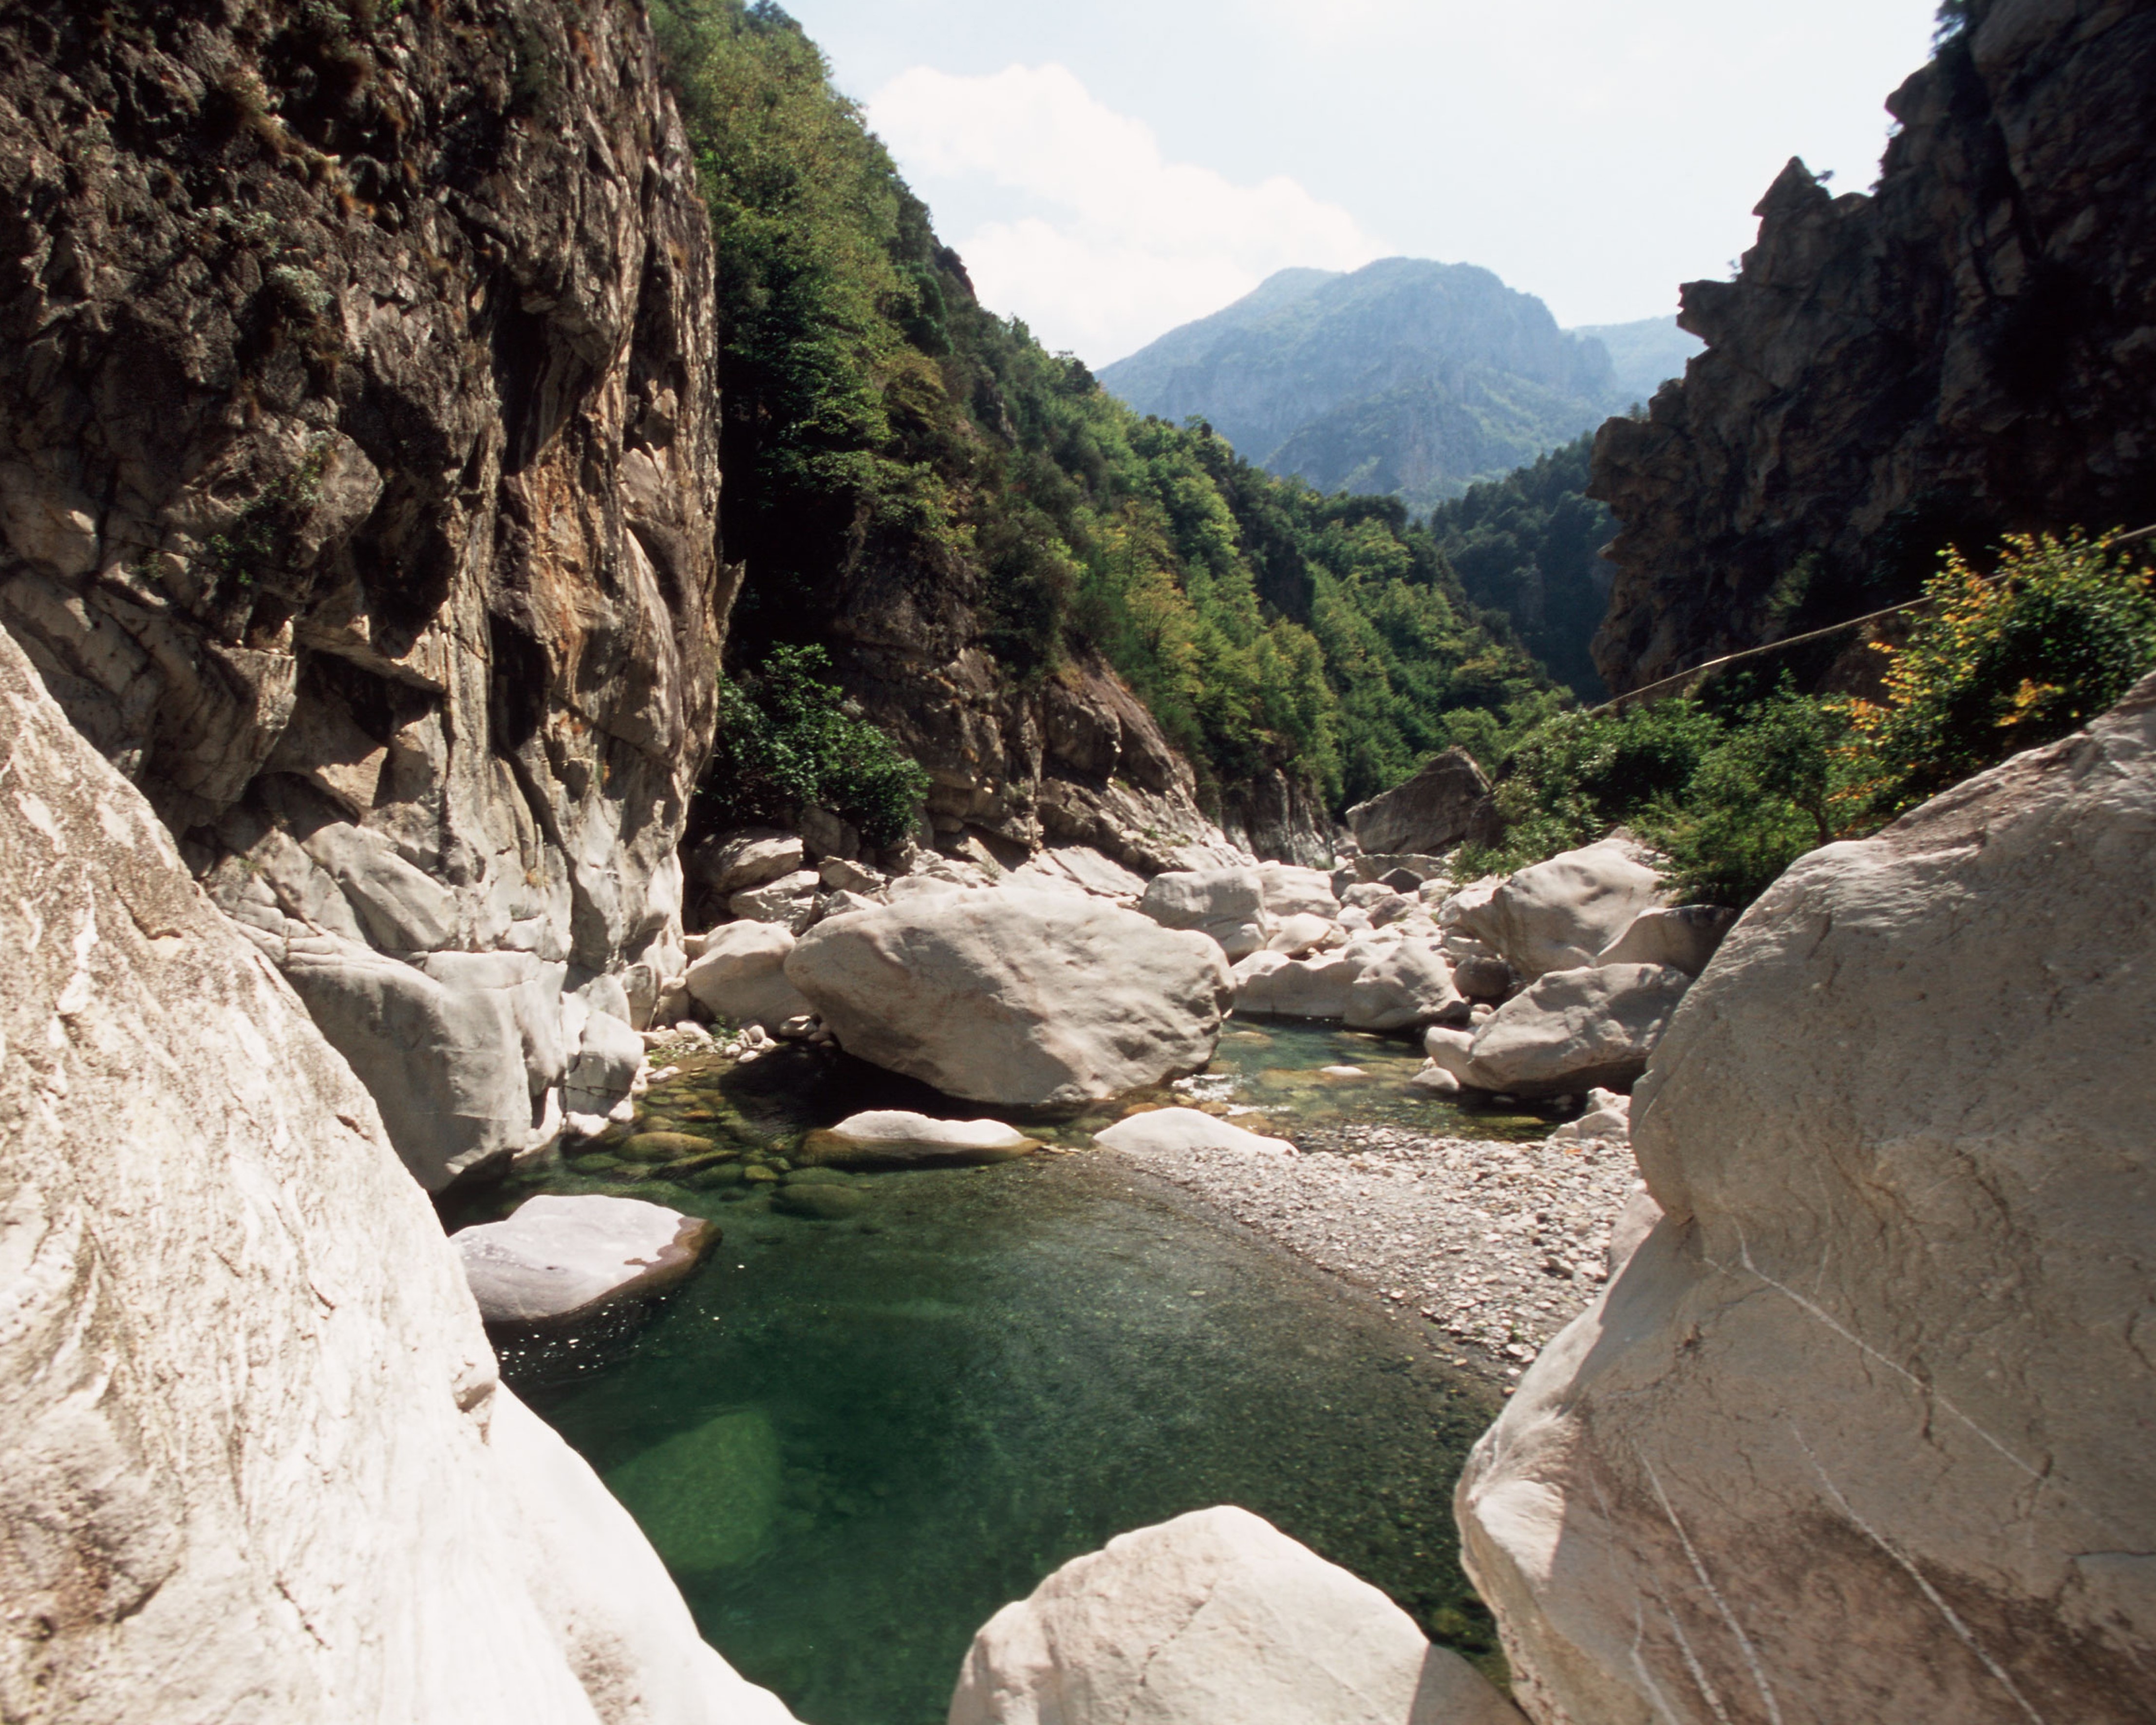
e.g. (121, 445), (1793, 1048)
(684, 920), (816, 1029)
(1265, 910), (1340, 957)
(728, 868), (822, 933)
(1457, 674), (2156, 1725)
(561, 1008), (645, 1117)
(1257, 861), (1340, 918)
(1594, 902), (1740, 973)
(454, 1195), (716, 1325)
(1141, 866), (1274, 959)
(799, 1109), (1039, 1167)
(1231, 949), (1362, 1021)
(786, 890), (1233, 1108)
(949, 1505), (1521, 1725)
(1454, 838), (1665, 980)
(691, 828), (805, 898)
(1456, 963), (1689, 1096)
(1343, 939), (1469, 1032)
(1546, 1086), (1631, 1143)
(1094, 1107), (1295, 1156)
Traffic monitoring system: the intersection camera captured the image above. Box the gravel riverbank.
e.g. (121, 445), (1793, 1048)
(1108, 1121), (1642, 1391)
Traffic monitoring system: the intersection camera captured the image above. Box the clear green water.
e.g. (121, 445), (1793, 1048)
(455, 1020), (1545, 1725)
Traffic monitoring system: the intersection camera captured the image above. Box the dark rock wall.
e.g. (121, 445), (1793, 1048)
(1591, 0), (2156, 694)
(0, 0), (726, 974)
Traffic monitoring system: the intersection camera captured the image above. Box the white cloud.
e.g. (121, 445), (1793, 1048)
(866, 63), (1385, 364)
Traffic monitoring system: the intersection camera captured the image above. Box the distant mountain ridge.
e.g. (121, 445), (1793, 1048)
(1100, 260), (1698, 512)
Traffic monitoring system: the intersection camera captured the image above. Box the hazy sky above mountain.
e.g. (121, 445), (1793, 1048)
(781, 0), (1940, 366)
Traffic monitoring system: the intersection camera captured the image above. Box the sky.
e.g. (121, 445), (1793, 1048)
(780, 0), (1942, 367)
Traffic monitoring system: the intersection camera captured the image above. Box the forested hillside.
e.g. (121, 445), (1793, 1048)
(1427, 432), (1615, 700)
(652, 0), (1558, 828)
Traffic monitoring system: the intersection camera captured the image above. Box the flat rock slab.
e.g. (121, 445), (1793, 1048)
(797, 1109), (1039, 1168)
(455, 1194), (716, 1325)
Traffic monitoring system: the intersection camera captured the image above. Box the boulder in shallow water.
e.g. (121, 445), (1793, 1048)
(1454, 838), (1665, 981)
(786, 890), (1233, 1108)
(454, 1194), (716, 1324)
(1094, 1107), (1294, 1156)
(561, 1008), (644, 1117)
(1457, 674), (2156, 1725)
(1231, 949), (1361, 1021)
(948, 1504), (1522, 1725)
(798, 1109), (1039, 1167)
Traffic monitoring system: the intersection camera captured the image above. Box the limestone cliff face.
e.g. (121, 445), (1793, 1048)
(1591, 0), (2156, 694)
(0, 627), (793, 1725)
(0, 0), (726, 1180)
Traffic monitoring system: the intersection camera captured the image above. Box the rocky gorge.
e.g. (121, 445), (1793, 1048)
(2, 0), (2153, 1723)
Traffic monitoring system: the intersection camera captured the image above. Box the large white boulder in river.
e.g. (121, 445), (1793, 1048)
(786, 889), (1233, 1107)
(1457, 674), (2156, 1725)
(1453, 837), (1664, 980)
(949, 1505), (1522, 1725)
(1454, 962), (1690, 1096)
(0, 632), (796, 1724)
(1343, 939), (1470, 1031)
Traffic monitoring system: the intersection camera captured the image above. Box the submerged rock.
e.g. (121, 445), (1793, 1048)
(454, 1195), (716, 1324)
(1457, 675), (2156, 1725)
(948, 1505), (1522, 1725)
(798, 1110), (1039, 1168)
(786, 891), (1233, 1108)
(1094, 1107), (1295, 1156)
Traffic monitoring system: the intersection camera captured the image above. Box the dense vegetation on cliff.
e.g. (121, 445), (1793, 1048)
(1426, 432), (1613, 700)
(1465, 531), (2156, 905)
(649, 0), (1556, 821)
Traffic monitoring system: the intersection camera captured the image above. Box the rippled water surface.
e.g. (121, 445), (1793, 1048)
(464, 1021), (1532, 1725)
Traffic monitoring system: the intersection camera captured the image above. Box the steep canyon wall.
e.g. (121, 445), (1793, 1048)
(0, 0), (727, 1184)
(1591, 0), (2156, 693)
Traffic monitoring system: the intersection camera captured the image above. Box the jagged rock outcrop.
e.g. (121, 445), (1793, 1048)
(0, 628), (792, 1725)
(1456, 673), (2156, 1724)
(1591, 0), (2156, 694)
(0, 0), (726, 1182)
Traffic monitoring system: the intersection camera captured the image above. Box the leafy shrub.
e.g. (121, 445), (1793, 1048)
(1851, 531), (2156, 817)
(697, 645), (930, 848)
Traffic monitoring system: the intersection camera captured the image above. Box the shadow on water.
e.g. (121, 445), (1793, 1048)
(459, 1020), (1538, 1725)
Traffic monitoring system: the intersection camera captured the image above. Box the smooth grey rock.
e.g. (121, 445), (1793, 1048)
(562, 1010), (644, 1118)
(1458, 674), (2156, 1725)
(728, 869), (822, 933)
(787, 890), (1233, 1108)
(691, 829), (805, 899)
(1547, 1086), (1631, 1143)
(303, 819), (461, 953)
(949, 1505), (1522, 1725)
(420, 949), (570, 1098)
(1594, 903), (1739, 974)
(454, 1195), (714, 1324)
(0, 627), (795, 1725)
(1352, 852), (1451, 885)
(797, 805), (860, 862)
(1454, 839), (1665, 980)
(817, 855), (888, 895)
(1141, 866), (1273, 959)
(683, 921), (815, 1029)
(1343, 940), (1469, 1032)
(1457, 963), (1689, 1096)
(1346, 747), (1494, 856)
(1095, 1107), (1295, 1156)
(1265, 910), (1340, 957)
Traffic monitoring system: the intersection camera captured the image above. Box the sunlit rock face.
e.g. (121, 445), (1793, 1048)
(0, 627), (795, 1725)
(1592, 0), (2156, 696)
(0, 0), (727, 1181)
(1457, 674), (2156, 1725)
